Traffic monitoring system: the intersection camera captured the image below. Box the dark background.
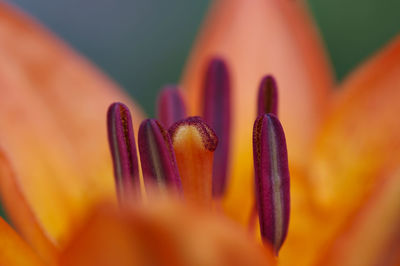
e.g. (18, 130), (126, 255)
(8, 0), (400, 116)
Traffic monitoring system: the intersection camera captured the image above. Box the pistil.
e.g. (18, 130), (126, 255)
(169, 117), (218, 206)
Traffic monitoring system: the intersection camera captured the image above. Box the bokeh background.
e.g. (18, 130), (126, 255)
(7, 0), (400, 116)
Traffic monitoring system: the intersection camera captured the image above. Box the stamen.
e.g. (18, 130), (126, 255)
(257, 75), (278, 116)
(107, 102), (140, 202)
(253, 114), (290, 255)
(202, 58), (231, 197)
(156, 86), (187, 128)
(138, 119), (182, 192)
(169, 117), (218, 205)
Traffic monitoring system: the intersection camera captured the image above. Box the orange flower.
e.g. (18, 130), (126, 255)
(0, 1), (399, 265)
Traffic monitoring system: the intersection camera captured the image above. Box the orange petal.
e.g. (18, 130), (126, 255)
(316, 166), (400, 266)
(298, 35), (400, 266)
(311, 35), (400, 212)
(0, 2), (144, 246)
(60, 200), (275, 266)
(181, 0), (333, 224)
(0, 150), (57, 263)
(0, 217), (46, 266)
(277, 166), (324, 266)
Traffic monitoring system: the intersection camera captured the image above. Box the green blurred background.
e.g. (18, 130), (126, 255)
(9, 0), (400, 116)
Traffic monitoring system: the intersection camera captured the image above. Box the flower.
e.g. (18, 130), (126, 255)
(0, 1), (399, 266)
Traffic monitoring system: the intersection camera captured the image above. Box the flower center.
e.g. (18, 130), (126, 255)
(107, 57), (290, 255)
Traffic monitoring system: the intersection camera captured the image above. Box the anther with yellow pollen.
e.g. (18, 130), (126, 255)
(107, 57), (290, 255)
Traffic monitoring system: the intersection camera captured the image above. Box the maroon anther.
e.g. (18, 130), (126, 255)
(138, 119), (182, 191)
(202, 58), (231, 197)
(257, 75), (278, 116)
(157, 86), (187, 128)
(253, 114), (290, 255)
(107, 102), (140, 202)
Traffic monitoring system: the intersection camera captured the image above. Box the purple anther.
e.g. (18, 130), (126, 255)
(107, 102), (140, 201)
(257, 75), (278, 116)
(202, 58), (231, 197)
(138, 119), (182, 191)
(157, 86), (187, 128)
(253, 114), (290, 255)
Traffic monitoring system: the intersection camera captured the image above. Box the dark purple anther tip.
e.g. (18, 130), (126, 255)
(107, 102), (140, 202)
(157, 86), (187, 128)
(202, 57), (231, 197)
(257, 75), (278, 116)
(138, 119), (182, 192)
(253, 114), (290, 255)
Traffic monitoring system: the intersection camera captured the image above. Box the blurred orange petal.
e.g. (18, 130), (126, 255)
(274, 34), (400, 266)
(60, 201), (276, 266)
(291, 35), (400, 266)
(181, 0), (334, 224)
(0, 217), (46, 266)
(316, 166), (400, 266)
(0, 150), (57, 263)
(0, 2), (144, 246)
(311, 35), (400, 212)
(277, 166), (322, 266)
